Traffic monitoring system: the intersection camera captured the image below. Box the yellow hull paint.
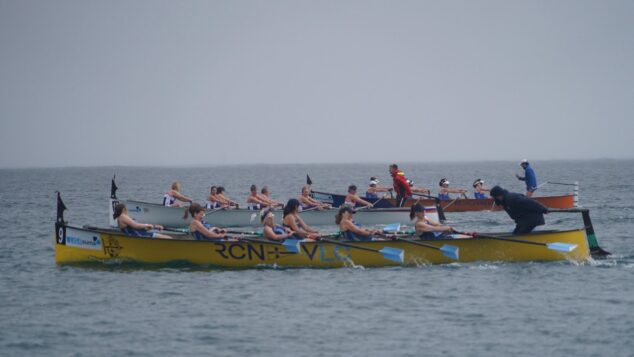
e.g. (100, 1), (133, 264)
(54, 226), (590, 267)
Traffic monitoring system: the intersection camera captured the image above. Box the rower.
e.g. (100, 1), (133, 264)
(247, 184), (269, 210)
(473, 179), (490, 199)
(282, 199), (319, 240)
(366, 177), (393, 199)
(344, 185), (373, 208)
(298, 185), (330, 210)
(185, 203), (227, 240)
(515, 159), (538, 197)
(113, 203), (171, 239)
(216, 186), (239, 208)
(206, 186), (222, 209)
(389, 164), (412, 207)
(260, 186), (284, 208)
(438, 178), (467, 200)
(261, 209), (296, 241)
(335, 206), (381, 241)
(409, 203), (455, 239)
(163, 181), (193, 207)
(407, 179), (431, 195)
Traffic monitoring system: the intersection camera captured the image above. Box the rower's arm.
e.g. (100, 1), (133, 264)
(263, 226), (291, 241)
(353, 195), (373, 207)
(171, 190), (193, 203)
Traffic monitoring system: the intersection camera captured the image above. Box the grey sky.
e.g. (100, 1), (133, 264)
(1, 0), (632, 168)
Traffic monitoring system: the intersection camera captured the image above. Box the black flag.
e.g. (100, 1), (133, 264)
(56, 191), (67, 223)
(306, 175), (312, 186)
(111, 175), (118, 199)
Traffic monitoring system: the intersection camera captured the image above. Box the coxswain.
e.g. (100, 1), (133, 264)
(515, 159), (538, 197)
(366, 177), (393, 199)
(389, 164), (412, 207)
(113, 203), (171, 239)
(409, 203), (455, 239)
(490, 185), (548, 234)
(185, 203), (227, 240)
(298, 185), (330, 210)
(335, 206), (382, 241)
(163, 181), (193, 207)
(343, 185), (373, 208)
(282, 199), (319, 239)
(472, 179), (490, 199)
(438, 178), (467, 200)
(261, 209), (296, 241)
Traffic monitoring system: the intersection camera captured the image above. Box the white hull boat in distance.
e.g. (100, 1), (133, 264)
(108, 198), (439, 228)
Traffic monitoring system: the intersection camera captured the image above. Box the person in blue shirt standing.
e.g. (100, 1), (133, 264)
(515, 159), (537, 197)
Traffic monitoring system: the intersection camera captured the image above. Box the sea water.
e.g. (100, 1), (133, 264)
(0, 160), (632, 356)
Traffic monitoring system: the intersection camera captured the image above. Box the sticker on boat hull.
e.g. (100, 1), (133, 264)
(64, 229), (102, 251)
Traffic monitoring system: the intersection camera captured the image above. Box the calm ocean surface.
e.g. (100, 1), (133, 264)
(0, 160), (632, 357)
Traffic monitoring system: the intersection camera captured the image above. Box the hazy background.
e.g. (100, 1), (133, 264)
(1, 0), (633, 168)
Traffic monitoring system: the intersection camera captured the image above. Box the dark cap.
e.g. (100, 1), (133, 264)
(411, 203), (425, 213)
(490, 185), (505, 197)
(260, 209), (273, 222)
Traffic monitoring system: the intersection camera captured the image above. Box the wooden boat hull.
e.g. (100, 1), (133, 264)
(110, 199), (439, 228)
(55, 223), (590, 267)
(311, 191), (576, 212)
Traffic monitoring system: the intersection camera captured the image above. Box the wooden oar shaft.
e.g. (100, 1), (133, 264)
(455, 231), (548, 248)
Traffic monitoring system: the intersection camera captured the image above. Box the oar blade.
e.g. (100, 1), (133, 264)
(383, 223), (401, 233)
(439, 244), (459, 260)
(379, 247), (404, 263)
(546, 242), (578, 252)
(282, 238), (300, 253)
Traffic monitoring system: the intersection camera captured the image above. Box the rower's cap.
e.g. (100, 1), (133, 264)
(340, 206), (356, 214)
(439, 178), (449, 186)
(412, 203), (425, 213)
(473, 179), (484, 187)
(370, 177), (379, 185)
(490, 185), (504, 197)
(407, 179), (414, 187)
(520, 159), (529, 165)
(260, 209), (274, 222)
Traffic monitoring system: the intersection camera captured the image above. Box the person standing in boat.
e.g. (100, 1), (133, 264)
(113, 203), (172, 239)
(216, 186), (239, 208)
(389, 164), (412, 207)
(185, 203), (227, 240)
(438, 178), (467, 200)
(298, 185), (331, 210)
(409, 203), (455, 239)
(344, 185), (373, 208)
(283, 199), (319, 240)
(516, 159), (538, 197)
(260, 186), (284, 208)
(261, 209), (296, 241)
(336, 206), (382, 241)
(163, 181), (193, 207)
(246, 184), (270, 210)
(366, 177), (393, 199)
(472, 179), (490, 199)
(489, 185), (548, 234)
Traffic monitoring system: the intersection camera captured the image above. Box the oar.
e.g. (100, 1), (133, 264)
(546, 208), (610, 256)
(453, 231), (577, 253)
(382, 223), (459, 260)
(317, 238), (404, 263)
(442, 196), (461, 210)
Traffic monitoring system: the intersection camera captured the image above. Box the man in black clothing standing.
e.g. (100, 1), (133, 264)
(489, 185), (548, 234)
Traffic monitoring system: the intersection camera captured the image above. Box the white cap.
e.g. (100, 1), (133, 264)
(406, 179), (414, 186)
(370, 179), (379, 185)
(521, 159), (529, 164)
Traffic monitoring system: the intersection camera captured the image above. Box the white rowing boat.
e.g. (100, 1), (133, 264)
(108, 198), (439, 228)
